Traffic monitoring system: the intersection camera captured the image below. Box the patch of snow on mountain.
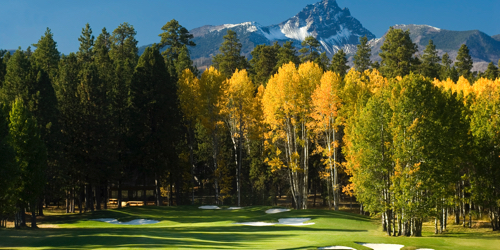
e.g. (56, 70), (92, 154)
(261, 26), (288, 40)
(280, 21), (313, 41)
(323, 25), (352, 45)
(210, 22), (257, 33)
(425, 25), (441, 31)
(320, 40), (333, 54)
(368, 38), (383, 47)
(328, 44), (358, 55)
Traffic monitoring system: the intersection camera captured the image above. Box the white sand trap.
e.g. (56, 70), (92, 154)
(235, 221), (276, 226)
(265, 208), (291, 214)
(91, 218), (159, 225)
(235, 218), (314, 226)
(357, 243), (404, 250)
(227, 207), (242, 210)
(199, 205), (221, 209)
(318, 247), (356, 250)
(278, 218), (314, 226)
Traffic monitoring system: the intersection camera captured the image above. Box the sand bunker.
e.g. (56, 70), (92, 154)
(227, 207), (243, 210)
(198, 205), (221, 209)
(357, 243), (404, 250)
(318, 247), (356, 250)
(91, 218), (159, 225)
(278, 218), (314, 225)
(235, 221), (276, 226)
(265, 208), (291, 214)
(235, 217), (314, 226)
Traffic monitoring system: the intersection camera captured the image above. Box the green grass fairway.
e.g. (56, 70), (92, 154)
(0, 206), (498, 249)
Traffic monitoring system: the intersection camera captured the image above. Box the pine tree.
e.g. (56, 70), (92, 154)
(8, 98), (47, 228)
(159, 19), (197, 80)
(175, 45), (197, 78)
(53, 53), (80, 213)
(94, 28), (114, 93)
(274, 41), (300, 71)
(379, 27), (418, 78)
(0, 50), (7, 87)
(212, 30), (249, 78)
(299, 36), (321, 63)
(110, 22), (138, 68)
(130, 45), (178, 206)
(159, 19), (196, 60)
(0, 103), (17, 227)
(109, 23), (138, 209)
(354, 36), (372, 72)
(419, 40), (441, 79)
(484, 62), (498, 80)
(455, 44), (473, 80)
(77, 23), (95, 64)
(249, 43), (279, 86)
(0, 49), (31, 106)
(440, 53), (453, 80)
(31, 28), (60, 81)
(329, 49), (349, 78)
(316, 52), (330, 71)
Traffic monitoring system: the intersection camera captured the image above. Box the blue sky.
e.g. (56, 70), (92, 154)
(1, 0), (499, 54)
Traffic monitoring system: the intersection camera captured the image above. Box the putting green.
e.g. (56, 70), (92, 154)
(0, 206), (498, 249)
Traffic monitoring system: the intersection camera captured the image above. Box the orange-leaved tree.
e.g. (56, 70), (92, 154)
(262, 61), (322, 209)
(222, 69), (254, 206)
(178, 68), (200, 203)
(310, 71), (343, 210)
(197, 66), (228, 204)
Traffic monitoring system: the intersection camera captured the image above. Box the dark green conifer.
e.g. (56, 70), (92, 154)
(354, 36), (372, 72)
(419, 40), (441, 79)
(274, 41), (300, 71)
(455, 44), (473, 80)
(299, 36), (321, 63)
(212, 30), (249, 78)
(329, 49), (349, 78)
(379, 27), (418, 78)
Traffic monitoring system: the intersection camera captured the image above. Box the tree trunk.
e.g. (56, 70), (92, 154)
(332, 122), (338, 211)
(118, 180), (122, 208)
(382, 212), (387, 232)
(66, 190), (70, 213)
(155, 173), (161, 206)
(386, 209), (392, 236)
(78, 187), (84, 213)
(188, 127), (195, 205)
(169, 182), (173, 206)
(38, 198), (44, 216)
(96, 184), (102, 210)
(212, 128), (220, 205)
(143, 175), (148, 204)
(31, 207), (37, 228)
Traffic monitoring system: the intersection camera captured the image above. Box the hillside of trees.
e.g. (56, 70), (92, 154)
(1, 20), (500, 236)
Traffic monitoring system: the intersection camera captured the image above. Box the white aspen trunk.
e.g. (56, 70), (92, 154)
(303, 122), (309, 210)
(332, 117), (338, 211)
(238, 110), (243, 207)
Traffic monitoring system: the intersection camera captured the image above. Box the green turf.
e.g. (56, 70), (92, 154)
(0, 206), (498, 249)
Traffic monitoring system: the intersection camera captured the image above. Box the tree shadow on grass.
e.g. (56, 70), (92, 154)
(0, 226), (367, 249)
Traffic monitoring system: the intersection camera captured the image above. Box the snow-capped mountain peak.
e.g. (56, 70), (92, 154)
(263, 0), (375, 54)
(190, 0), (375, 56)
